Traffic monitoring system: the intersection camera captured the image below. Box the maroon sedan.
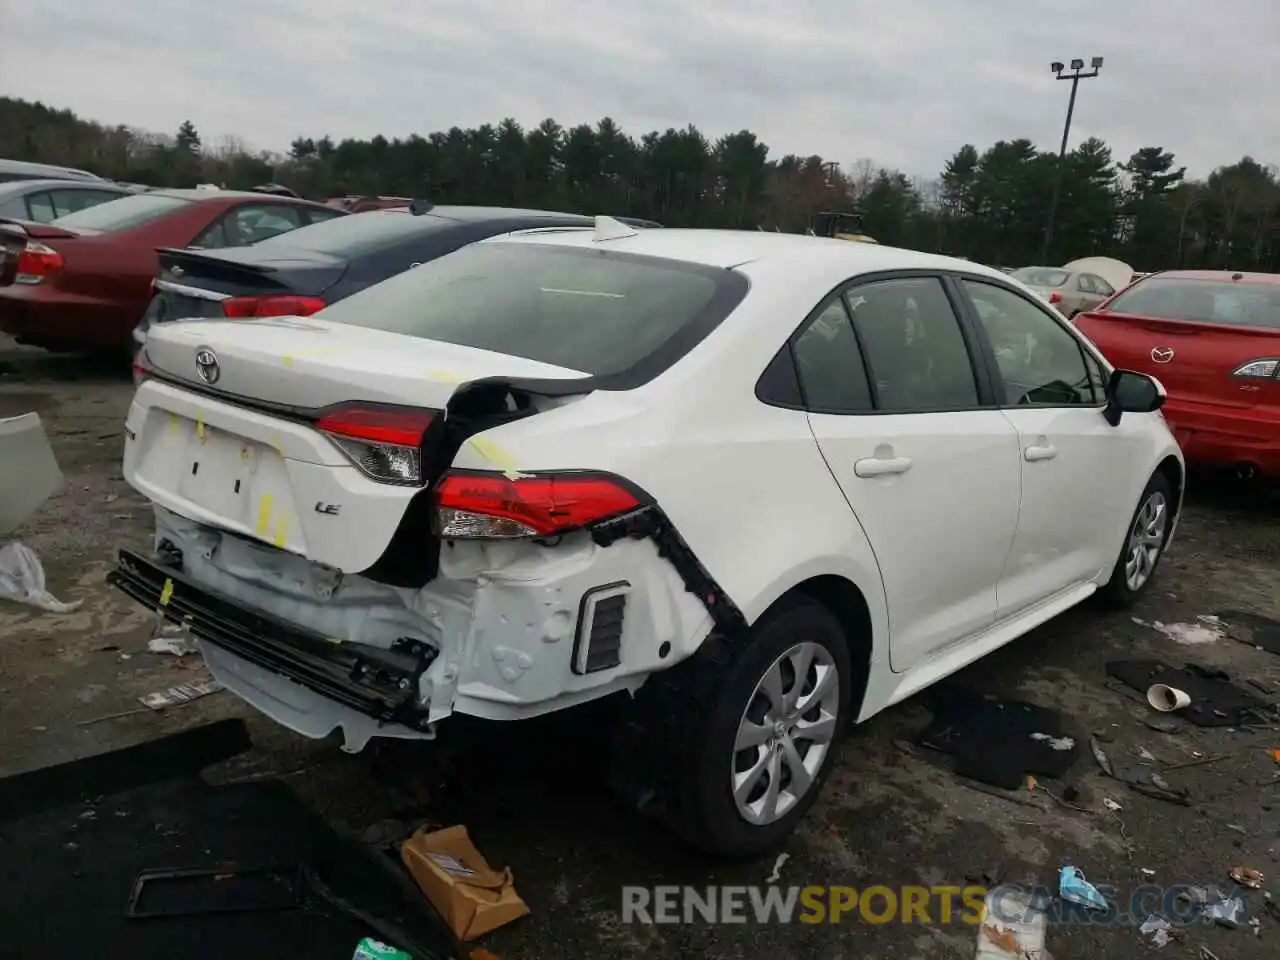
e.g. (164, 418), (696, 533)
(0, 189), (344, 353)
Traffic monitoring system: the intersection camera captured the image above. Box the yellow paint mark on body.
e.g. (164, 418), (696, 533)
(195, 410), (206, 442)
(167, 413), (180, 438)
(282, 355), (295, 368)
(159, 578), (174, 607)
(272, 514), (289, 549)
(427, 369), (464, 384)
(256, 494), (275, 537)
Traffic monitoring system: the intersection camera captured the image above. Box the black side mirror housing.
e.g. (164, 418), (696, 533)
(1103, 369), (1166, 426)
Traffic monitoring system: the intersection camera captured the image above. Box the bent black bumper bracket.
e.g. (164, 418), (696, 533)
(107, 549), (435, 727)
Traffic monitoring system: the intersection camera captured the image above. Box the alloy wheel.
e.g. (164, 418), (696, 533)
(1124, 490), (1168, 592)
(731, 641), (840, 826)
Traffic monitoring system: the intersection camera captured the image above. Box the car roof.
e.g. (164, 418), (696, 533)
(148, 188), (327, 204)
(1144, 270), (1280, 286)
(0, 158), (104, 180)
(489, 225), (1004, 278)
(412, 205), (593, 223)
(0, 178), (130, 196)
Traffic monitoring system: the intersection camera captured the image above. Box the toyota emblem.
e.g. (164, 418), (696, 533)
(195, 348), (220, 384)
(1150, 346), (1175, 364)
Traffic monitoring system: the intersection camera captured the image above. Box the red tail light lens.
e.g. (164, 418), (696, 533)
(15, 241), (64, 284)
(223, 295), (327, 319)
(1047, 291), (1063, 305)
(314, 405), (435, 485)
(434, 472), (644, 540)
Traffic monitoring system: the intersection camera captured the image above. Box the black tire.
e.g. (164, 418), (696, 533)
(1099, 471), (1174, 607)
(611, 597), (852, 858)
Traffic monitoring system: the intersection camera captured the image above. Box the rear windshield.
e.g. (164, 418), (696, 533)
(51, 193), (192, 232)
(255, 209), (452, 257)
(1106, 278), (1280, 330)
(316, 242), (734, 377)
(1012, 267), (1070, 288)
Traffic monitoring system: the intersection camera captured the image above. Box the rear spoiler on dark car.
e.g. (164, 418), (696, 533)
(155, 246), (290, 291)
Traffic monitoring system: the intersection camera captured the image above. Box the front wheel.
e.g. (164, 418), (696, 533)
(1099, 472), (1173, 606)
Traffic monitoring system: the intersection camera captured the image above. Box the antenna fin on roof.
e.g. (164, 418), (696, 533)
(593, 215), (638, 242)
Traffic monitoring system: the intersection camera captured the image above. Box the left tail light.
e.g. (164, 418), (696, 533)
(1047, 291), (1063, 305)
(433, 471), (645, 540)
(15, 241), (64, 284)
(223, 295), (326, 318)
(315, 404), (436, 485)
(1232, 359), (1280, 380)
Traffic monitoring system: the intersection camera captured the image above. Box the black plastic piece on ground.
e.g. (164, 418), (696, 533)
(108, 549), (436, 727)
(1106, 659), (1272, 727)
(591, 505), (748, 637)
(125, 865), (304, 918)
(0, 718), (251, 823)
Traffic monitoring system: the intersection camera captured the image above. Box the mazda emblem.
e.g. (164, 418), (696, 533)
(1150, 346), (1175, 364)
(195, 348), (220, 384)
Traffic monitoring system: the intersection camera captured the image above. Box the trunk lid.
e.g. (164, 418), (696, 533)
(141, 315), (590, 409)
(126, 318), (593, 571)
(1076, 311), (1280, 410)
(147, 248), (350, 325)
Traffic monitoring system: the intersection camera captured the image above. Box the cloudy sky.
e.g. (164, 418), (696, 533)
(1, 0), (1274, 180)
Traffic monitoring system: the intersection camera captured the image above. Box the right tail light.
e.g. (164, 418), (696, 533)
(433, 471), (645, 540)
(14, 241), (64, 284)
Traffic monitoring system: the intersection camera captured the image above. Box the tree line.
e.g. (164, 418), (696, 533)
(2, 96), (1277, 272)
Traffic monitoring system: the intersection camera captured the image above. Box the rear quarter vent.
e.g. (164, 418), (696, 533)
(573, 582), (629, 674)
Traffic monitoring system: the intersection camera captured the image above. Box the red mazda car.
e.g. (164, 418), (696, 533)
(0, 189), (344, 353)
(1075, 270), (1280, 480)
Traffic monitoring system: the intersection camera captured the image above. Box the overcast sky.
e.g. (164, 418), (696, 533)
(1, 0), (1274, 180)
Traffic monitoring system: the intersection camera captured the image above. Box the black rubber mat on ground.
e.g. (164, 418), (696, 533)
(0, 766), (457, 958)
(1216, 610), (1280, 656)
(915, 684), (1083, 790)
(0, 718), (251, 822)
(1106, 659), (1271, 727)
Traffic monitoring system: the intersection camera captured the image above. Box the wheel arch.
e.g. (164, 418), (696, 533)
(1155, 453), (1185, 518)
(752, 571), (881, 719)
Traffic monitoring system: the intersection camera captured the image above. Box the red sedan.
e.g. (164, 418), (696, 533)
(1076, 270), (1280, 480)
(0, 189), (344, 353)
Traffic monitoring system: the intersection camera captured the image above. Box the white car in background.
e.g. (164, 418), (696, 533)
(112, 220), (1183, 857)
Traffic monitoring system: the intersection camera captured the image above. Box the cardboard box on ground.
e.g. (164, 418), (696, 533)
(401, 825), (530, 941)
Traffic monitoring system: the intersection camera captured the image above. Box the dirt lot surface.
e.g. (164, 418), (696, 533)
(2, 339), (1279, 960)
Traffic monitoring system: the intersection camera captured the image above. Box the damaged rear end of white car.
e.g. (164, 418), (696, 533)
(110, 231), (749, 754)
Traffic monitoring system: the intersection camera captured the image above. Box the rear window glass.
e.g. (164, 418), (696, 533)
(1106, 278), (1280, 330)
(255, 209), (451, 256)
(51, 193), (192, 232)
(316, 242), (730, 376)
(1012, 268), (1070, 288)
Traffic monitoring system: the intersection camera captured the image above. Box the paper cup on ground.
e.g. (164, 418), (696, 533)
(1147, 683), (1191, 712)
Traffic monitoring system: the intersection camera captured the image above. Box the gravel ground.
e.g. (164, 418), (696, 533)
(2, 339), (1278, 960)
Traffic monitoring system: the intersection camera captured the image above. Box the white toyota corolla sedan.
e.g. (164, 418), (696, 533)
(114, 218), (1183, 857)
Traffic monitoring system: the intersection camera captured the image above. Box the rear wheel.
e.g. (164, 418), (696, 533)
(612, 598), (851, 857)
(1100, 472), (1173, 606)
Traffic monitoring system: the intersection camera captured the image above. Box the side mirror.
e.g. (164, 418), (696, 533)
(1103, 369), (1166, 426)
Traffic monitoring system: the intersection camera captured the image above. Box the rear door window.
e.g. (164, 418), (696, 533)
(844, 276), (982, 411)
(316, 242), (742, 378)
(26, 192), (55, 222)
(230, 204), (305, 244)
(49, 188), (124, 218)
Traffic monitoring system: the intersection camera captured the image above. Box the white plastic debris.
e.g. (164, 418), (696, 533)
(765, 852), (789, 883)
(0, 543), (81, 612)
(1139, 915), (1174, 947)
(147, 623), (198, 657)
(139, 675), (223, 710)
(0, 412), (63, 536)
(1030, 732), (1075, 751)
(1142, 619), (1224, 645)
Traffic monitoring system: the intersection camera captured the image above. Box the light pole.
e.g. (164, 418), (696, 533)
(1040, 56), (1103, 263)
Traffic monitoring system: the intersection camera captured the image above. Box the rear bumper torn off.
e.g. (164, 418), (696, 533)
(108, 549), (438, 749)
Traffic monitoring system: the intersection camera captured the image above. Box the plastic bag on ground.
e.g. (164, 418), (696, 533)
(0, 543), (81, 613)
